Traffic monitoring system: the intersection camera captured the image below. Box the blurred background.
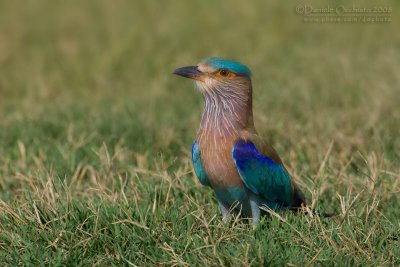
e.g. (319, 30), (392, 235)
(0, 0), (398, 200)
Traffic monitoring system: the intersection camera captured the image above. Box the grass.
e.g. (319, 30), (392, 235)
(0, 0), (399, 265)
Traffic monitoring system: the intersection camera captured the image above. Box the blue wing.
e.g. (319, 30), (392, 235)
(232, 140), (293, 209)
(192, 141), (210, 186)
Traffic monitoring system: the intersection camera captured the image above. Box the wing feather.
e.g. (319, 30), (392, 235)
(232, 139), (297, 208)
(192, 141), (210, 186)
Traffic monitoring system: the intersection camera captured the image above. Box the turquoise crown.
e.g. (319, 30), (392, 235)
(202, 57), (252, 77)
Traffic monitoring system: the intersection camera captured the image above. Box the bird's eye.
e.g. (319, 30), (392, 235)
(219, 69), (229, 76)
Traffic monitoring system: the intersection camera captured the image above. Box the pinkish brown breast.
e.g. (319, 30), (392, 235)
(197, 127), (244, 190)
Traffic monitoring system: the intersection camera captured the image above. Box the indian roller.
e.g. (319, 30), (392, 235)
(173, 57), (306, 225)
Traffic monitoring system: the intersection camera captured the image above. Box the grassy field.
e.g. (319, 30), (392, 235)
(0, 0), (399, 266)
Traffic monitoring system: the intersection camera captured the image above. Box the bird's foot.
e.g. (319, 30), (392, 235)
(218, 201), (232, 224)
(251, 218), (259, 229)
(249, 194), (260, 228)
(222, 214), (232, 224)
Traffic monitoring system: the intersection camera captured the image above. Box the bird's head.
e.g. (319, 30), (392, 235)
(173, 57), (252, 96)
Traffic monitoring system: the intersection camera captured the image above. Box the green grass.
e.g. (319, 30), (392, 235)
(0, 0), (399, 265)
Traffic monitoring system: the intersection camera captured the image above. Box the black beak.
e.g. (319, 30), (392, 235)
(173, 66), (203, 80)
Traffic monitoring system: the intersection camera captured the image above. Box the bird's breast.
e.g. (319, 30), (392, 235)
(198, 131), (243, 190)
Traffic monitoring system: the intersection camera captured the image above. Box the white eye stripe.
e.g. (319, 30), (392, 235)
(198, 64), (216, 73)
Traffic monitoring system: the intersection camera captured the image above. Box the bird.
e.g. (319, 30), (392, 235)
(173, 57), (306, 225)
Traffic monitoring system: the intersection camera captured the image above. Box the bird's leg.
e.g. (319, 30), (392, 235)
(218, 201), (231, 224)
(249, 194), (260, 226)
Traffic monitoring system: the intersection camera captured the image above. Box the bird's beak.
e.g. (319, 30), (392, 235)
(173, 66), (204, 81)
